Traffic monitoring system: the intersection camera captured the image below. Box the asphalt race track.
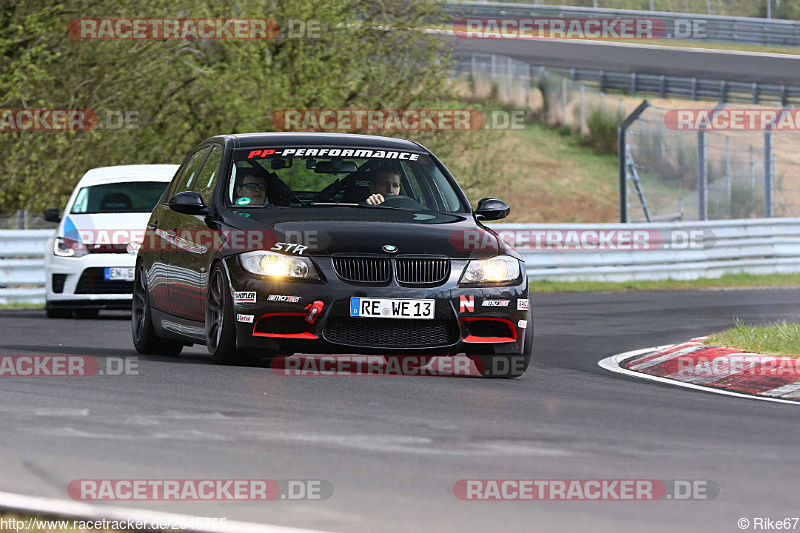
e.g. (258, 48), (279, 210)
(1, 289), (800, 532)
(453, 36), (800, 86)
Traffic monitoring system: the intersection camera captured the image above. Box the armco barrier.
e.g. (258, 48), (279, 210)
(3, 220), (800, 304)
(445, 2), (800, 47)
(491, 218), (800, 282)
(0, 230), (52, 305)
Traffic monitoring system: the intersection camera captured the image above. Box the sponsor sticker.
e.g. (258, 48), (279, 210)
(517, 299), (529, 311)
(518, 320), (527, 329)
(234, 292), (256, 303)
(271, 242), (307, 254)
(460, 295), (475, 313)
(237, 314), (254, 323)
(482, 299), (510, 307)
(237, 197), (251, 206)
(267, 295), (301, 303)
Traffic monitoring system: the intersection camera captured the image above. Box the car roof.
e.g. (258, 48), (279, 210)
(209, 132), (423, 151)
(77, 164), (179, 187)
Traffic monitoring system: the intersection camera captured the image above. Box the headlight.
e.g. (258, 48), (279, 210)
(461, 256), (520, 284)
(53, 237), (88, 258)
(239, 251), (319, 280)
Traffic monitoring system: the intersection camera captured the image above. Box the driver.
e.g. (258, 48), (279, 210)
(365, 169), (401, 205)
(234, 167), (269, 206)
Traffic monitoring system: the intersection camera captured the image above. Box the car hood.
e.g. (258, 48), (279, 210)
(222, 207), (518, 259)
(61, 213), (152, 244)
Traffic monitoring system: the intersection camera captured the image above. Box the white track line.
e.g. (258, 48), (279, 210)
(598, 346), (800, 406)
(0, 491), (337, 533)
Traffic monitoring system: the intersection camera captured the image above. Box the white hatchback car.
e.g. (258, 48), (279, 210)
(44, 164), (178, 318)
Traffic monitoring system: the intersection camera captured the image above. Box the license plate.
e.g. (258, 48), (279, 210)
(350, 298), (435, 319)
(105, 267), (135, 281)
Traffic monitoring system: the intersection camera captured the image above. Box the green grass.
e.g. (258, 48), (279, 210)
(0, 303), (44, 310)
(530, 272), (800, 292)
(706, 320), (800, 357)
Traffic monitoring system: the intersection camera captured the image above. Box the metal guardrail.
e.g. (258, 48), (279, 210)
(452, 53), (800, 106)
(445, 2), (800, 47)
(3, 220), (800, 302)
(0, 230), (52, 305)
(491, 218), (800, 281)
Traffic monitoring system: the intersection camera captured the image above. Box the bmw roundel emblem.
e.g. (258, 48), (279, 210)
(382, 244), (398, 253)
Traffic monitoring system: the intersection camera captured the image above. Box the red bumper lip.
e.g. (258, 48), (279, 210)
(252, 312), (319, 339)
(460, 317), (517, 343)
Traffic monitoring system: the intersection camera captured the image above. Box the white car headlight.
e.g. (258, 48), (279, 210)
(461, 256), (520, 284)
(53, 237), (88, 258)
(240, 251), (319, 280)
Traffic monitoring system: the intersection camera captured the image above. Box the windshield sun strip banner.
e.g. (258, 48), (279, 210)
(243, 148), (422, 160)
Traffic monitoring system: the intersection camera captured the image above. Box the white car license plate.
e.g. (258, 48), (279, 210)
(105, 267), (135, 281)
(350, 298), (435, 319)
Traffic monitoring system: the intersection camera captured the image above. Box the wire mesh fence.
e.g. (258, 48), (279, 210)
(0, 211), (58, 230)
(624, 104), (800, 221)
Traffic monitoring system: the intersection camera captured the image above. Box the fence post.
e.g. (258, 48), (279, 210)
(525, 64), (530, 109)
(750, 145), (755, 188)
(725, 136), (732, 207)
(491, 54), (496, 82)
(752, 83), (758, 104)
(720, 80), (727, 103)
(580, 85), (586, 134)
(562, 76), (568, 124)
(659, 75), (666, 99)
(764, 130), (772, 217)
(506, 57), (513, 101)
(631, 73), (637, 96)
(16, 210), (27, 230)
(698, 129), (707, 220)
(691, 78), (698, 101)
(618, 99), (651, 223)
(470, 54), (477, 95)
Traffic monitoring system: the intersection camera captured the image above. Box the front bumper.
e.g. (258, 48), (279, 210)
(223, 256), (529, 356)
(44, 237), (136, 305)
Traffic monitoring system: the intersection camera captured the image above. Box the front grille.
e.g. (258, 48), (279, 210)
(52, 274), (67, 293)
(396, 258), (450, 284)
(332, 257), (390, 283)
(75, 268), (133, 294)
(87, 243), (129, 254)
(323, 316), (459, 348)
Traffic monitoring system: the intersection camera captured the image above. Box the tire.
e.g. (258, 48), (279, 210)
(132, 262), (183, 356)
(46, 307), (73, 319)
(205, 263), (250, 365)
(74, 309), (99, 319)
(471, 311), (533, 378)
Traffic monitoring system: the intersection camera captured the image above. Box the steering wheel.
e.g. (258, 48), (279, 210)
(380, 194), (424, 209)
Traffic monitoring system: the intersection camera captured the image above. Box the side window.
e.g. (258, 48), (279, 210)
(194, 146), (222, 205)
(168, 148), (210, 200)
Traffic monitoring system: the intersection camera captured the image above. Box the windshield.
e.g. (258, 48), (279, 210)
(226, 146), (468, 213)
(70, 181), (169, 214)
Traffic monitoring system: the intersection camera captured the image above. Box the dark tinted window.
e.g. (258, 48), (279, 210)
(169, 148), (210, 199)
(70, 182), (169, 214)
(194, 146), (222, 205)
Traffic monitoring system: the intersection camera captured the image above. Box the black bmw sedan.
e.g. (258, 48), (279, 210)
(132, 132), (531, 377)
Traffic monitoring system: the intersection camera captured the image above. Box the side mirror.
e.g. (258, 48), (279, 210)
(43, 208), (61, 223)
(168, 191), (210, 215)
(475, 197), (510, 220)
